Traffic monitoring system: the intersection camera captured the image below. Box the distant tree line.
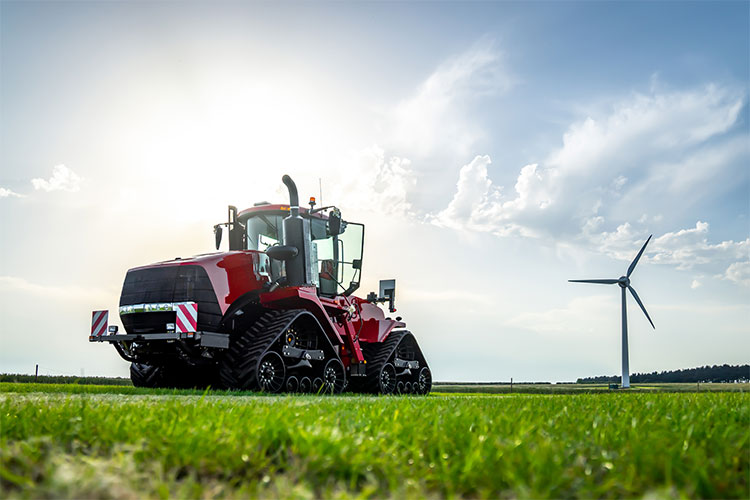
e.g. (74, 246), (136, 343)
(0, 373), (132, 386)
(577, 364), (750, 384)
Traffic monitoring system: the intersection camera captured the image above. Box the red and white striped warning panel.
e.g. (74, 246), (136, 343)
(91, 310), (108, 337)
(173, 302), (198, 335)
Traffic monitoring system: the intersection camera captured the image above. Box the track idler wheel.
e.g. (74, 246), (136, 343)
(417, 367), (432, 395)
(257, 351), (285, 393)
(322, 358), (346, 394)
(379, 363), (397, 394)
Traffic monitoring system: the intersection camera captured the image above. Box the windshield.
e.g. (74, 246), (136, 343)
(245, 214), (285, 280)
(246, 214), (284, 251)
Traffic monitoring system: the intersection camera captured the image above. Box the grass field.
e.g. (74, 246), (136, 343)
(1, 383), (748, 498)
(434, 382), (750, 394)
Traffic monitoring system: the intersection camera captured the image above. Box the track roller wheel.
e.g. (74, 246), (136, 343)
(257, 351), (285, 393)
(379, 363), (397, 394)
(404, 381), (413, 394)
(285, 375), (299, 393)
(417, 367), (432, 395)
(397, 381), (405, 394)
(299, 376), (312, 393)
(313, 377), (323, 393)
(322, 359), (346, 394)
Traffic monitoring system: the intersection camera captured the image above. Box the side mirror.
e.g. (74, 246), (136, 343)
(379, 279), (396, 313)
(367, 279), (397, 312)
(266, 245), (299, 261)
(214, 225), (223, 250)
(328, 208), (342, 236)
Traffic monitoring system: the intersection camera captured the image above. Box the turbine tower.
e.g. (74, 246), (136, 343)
(569, 235), (655, 388)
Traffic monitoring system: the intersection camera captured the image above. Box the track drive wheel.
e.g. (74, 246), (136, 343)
(322, 359), (346, 394)
(257, 351), (285, 393)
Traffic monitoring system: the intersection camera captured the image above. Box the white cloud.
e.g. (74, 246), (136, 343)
(329, 145), (417, 217)
(31, 164), (82, 192)
(429, 84), (747, 284)
(691, 279), (701, 289)
(0, 187), (24, 198)
(640, 135), (749, 196)
(649, 222), (748, 269)
(433, 85), (745, 240)
(387, 40), (511, 160)
(723, 261), (750, 287)
(583, 220), (749, 285)
(431, 155), (542, 237)
(318, 40), (510, 221)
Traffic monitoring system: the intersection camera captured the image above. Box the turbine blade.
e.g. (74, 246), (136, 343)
(568, 279), (619, 284)
(628, 286), (655, 329)
(627, 235), (652, 277)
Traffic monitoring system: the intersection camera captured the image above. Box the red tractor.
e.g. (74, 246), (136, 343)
(89, 175), (431, 394)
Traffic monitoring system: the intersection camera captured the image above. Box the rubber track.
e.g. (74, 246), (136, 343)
(360, 330), (432, 394)
(130, 363), (163, 388)
(219, 309), (302, 390)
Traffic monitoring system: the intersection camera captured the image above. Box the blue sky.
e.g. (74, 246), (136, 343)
(1, 1), (748, 381)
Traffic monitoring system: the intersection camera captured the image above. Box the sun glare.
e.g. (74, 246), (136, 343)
(112, 70), (356, 224)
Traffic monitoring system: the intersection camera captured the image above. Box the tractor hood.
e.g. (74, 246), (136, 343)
(119, 250), (271, 334)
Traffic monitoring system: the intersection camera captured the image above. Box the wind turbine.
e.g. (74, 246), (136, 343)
(569, 235), (655, 388)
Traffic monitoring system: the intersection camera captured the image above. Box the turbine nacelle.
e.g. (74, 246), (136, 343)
(618, 276), (630, 288)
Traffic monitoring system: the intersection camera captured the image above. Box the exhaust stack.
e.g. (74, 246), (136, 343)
(282, 175), (300, 217)
(281, 175), (309, 286)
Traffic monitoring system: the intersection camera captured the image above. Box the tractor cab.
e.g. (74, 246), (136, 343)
(218, 201), (364, 298)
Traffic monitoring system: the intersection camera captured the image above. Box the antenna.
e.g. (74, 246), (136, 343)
(319, 178), (323, 206)
(569, 235), (655, 388)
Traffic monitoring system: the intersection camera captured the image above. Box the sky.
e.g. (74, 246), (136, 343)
(1, 1), (748, 382)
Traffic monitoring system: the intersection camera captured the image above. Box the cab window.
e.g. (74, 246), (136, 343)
(310, 218), (364, 296)
(246, 215), (284, 251)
